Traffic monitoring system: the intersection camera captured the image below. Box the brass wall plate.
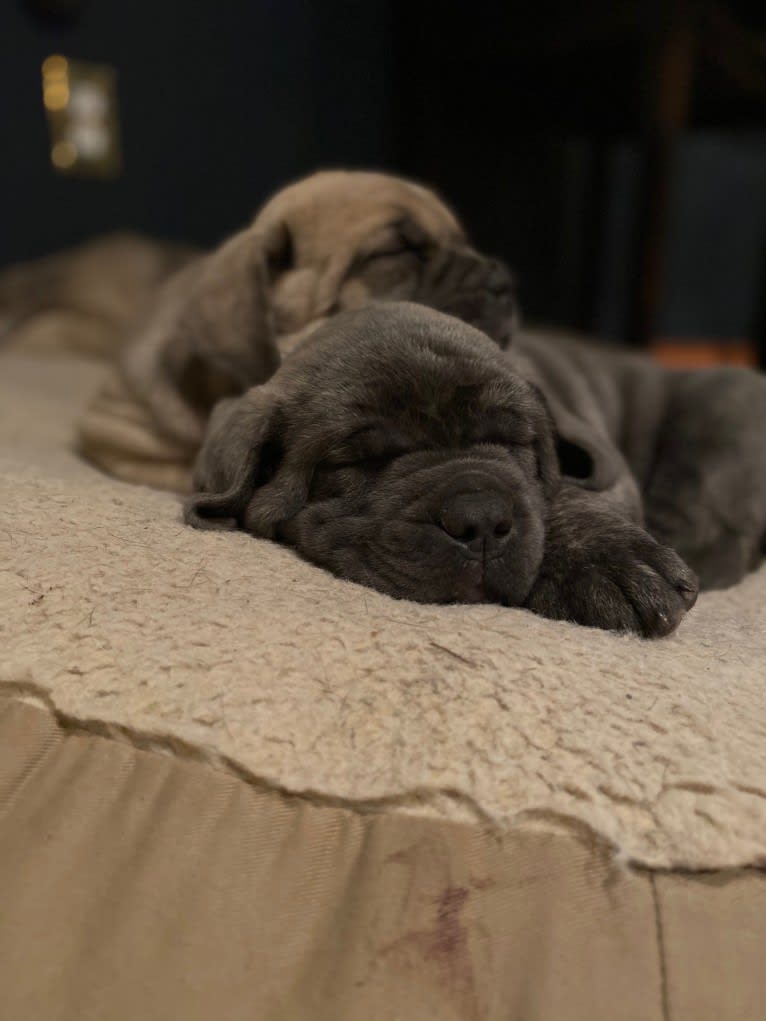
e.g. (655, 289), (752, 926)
(42, 54), (122, 177)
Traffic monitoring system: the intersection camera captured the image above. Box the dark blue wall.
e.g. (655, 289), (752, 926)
(0, 0), (394, 263)
(2, 1), (764, 350)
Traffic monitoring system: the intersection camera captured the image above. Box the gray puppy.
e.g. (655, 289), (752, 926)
(185, 302), (766, 638)
(75, 171), (515, 492)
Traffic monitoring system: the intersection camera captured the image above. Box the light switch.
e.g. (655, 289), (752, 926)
(42, 55), (122, 177)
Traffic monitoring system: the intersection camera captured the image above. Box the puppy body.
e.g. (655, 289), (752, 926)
(513, 330), (766, 592)
(12, 173), (761, 633)
(0, 233), (196, 357)
(186, 302), (766, 636)
(75, 171), (516, 491)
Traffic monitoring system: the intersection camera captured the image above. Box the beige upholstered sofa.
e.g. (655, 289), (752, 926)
(1, 351), (765, 1020)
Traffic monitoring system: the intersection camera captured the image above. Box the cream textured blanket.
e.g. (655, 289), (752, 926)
(1, 352), (765, 870)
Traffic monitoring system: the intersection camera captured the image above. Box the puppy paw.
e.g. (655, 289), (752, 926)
(526, 526), (698, 638)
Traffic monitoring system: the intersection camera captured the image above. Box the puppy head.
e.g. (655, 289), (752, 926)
(254, 170), (517, 348)
(134, 170), (517, 449)
(186, 303), (557, 606)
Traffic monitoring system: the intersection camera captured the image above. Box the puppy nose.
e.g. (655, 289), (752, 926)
(485, 259), (514, 296)
(438, 491), (513, 554)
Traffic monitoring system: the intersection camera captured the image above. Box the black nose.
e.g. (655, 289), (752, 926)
(485, 258), (515, 296)
(438, 491), (513, 554)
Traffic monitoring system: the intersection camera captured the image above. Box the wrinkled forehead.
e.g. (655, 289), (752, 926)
(253, 171), (465, 258)
(281, 314), (539, 445)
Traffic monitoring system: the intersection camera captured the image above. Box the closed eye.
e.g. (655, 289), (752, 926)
(479, 434), (529, 448)
(474, 410), (537, 449)
(326, 449), (409, 472)
(358, 241), (426, 266)
(324, 424), (413, 471)
(475, 431), (536, 454)
(356, 218), (432, 267)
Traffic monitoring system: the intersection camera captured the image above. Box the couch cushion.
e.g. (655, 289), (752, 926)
(1, 350), (765, 872)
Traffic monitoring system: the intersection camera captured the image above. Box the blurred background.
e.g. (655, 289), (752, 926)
(1, 0), (765, 365)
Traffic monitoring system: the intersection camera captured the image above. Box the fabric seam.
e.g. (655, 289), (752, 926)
(650, 873), (671, 1021)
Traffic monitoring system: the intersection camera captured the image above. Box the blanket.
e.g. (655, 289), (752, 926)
(1, 352), (765, 869)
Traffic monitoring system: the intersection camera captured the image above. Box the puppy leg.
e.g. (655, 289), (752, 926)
(525, 485), (698, 637)
(77, 369), (194, 492)
(643, 368), (766, 589)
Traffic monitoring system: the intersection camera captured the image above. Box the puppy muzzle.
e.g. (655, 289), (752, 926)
(419, 251), (517, 348)
(392, 467), (543, 605)
(437, 489), (514, 558)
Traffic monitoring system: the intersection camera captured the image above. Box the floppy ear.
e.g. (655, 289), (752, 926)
(527, 385), (561, 499)
(184, 386), (310, 536)
(529, 383), (623, 496)
(555, 435), (595, 481)
(163, 225), (285, 394)
(535, 422), (561, 499)
(184, 389), (276, 531)
(121, 221), (290, 451)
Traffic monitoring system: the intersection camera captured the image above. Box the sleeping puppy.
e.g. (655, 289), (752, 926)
(77, 170), (515, 491)
(184, 302), (739, 638)
(0, 233), (196, 357)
